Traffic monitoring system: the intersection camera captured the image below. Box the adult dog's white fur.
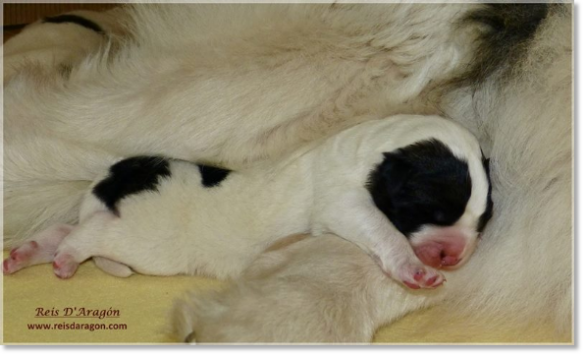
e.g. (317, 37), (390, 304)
(2, 3), (572, 343)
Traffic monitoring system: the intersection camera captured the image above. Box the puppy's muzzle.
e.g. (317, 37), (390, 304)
(411, 228), (477, 269)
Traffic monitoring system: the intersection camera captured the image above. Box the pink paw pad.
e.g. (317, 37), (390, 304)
(413, 269), (425, 281)
(425, 275), (438, 286)
(400, 265), (445, 290)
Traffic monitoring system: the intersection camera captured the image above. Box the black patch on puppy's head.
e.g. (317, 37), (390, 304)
(366, 139), (472, 237)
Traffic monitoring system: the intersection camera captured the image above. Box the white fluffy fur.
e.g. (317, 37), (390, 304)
(2, 3), (571, 343)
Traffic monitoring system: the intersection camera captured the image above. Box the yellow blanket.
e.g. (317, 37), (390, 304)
(3, 251), (568, 344)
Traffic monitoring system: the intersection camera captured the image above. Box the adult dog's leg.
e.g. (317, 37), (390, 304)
(171, 235), (444, 343)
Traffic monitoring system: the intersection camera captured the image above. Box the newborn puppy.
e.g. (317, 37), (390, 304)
(3, 115), (492, 289)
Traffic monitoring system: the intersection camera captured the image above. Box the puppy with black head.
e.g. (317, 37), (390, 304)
(367, 139), (492, 273)
(3, 115), (492, 289)
(310, 115), (492, 287)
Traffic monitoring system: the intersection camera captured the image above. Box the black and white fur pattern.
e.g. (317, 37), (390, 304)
(2, 3), (571, 343)
(4, 116), (491, 291)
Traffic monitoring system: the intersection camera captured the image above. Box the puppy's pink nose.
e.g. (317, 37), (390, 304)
(413, 241), (464, 269)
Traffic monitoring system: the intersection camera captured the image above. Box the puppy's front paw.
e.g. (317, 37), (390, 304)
(398, 262), (445, 289)
(380, 256), (445, 289)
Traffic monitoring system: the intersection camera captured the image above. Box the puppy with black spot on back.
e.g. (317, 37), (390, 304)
(3, 114), (493, 290)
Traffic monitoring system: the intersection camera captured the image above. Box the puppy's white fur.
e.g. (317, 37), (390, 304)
(2, 3), (571, 343)
(6, 115), (488, 292)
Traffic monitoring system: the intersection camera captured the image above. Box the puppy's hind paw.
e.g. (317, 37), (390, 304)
(3, 224), (74, 275)
(52, 253), (80, 279)
(3, 241), (41, 275)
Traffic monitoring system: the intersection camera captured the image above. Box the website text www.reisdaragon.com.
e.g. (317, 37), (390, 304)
(27, 321), (127, 332)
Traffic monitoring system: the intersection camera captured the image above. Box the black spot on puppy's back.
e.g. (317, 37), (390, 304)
(93, 156), (171, 215)
(366, 139), (472, 237)
(197, 164), (231, 187)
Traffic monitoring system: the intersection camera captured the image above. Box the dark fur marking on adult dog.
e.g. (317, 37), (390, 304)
(477, 157), (494, 233)
(43, 14), (104, 34)
(93, 156), (171, 215)
(366, 139), (472, 237)
(456, 4), (548, 85)
(197, 164), (231, 187)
